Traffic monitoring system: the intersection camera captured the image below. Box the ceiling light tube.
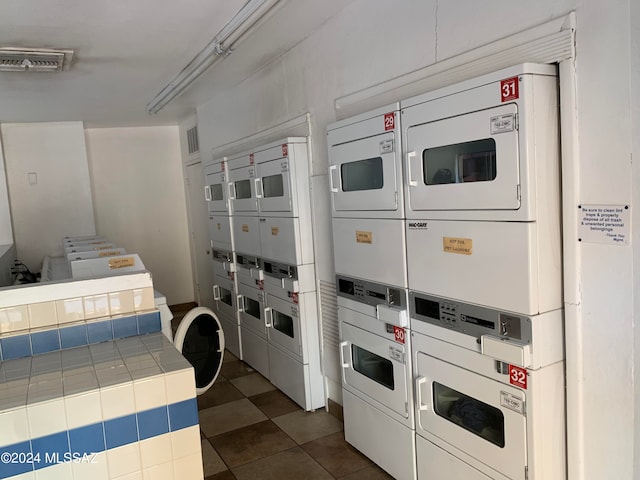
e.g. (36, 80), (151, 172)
(147, 0), (279, 114)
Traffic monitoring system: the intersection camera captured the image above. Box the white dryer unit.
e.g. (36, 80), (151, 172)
(262, 261), (324, 411)
(228, 148), (261, 260)
(212, 252), (242, 359)
(411, 331), (565, 480)
(327, 104), (407, 287)
(336, 275), (415, 480)
(204, 158), (231, 215)
(254, 138), (314, 266)
(402, 63), (561, 315)
(236, 253), (269, 379)
(328, 103), (404, 219)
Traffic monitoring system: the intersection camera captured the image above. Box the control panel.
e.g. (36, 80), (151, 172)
(336, 274), (406, 309)
(410, 291), (532, 344)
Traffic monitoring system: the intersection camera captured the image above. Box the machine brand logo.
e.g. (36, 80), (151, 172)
(408, 222), (428, 230)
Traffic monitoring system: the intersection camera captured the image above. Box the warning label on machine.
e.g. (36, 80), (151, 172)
(577, 204), (630, 245)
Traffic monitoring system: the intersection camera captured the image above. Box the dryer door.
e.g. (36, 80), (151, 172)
(175, 307), (225, 395)
(257, 157), (295, 215)
(329, 130), (400, 215)
(229, 165), (258, 214)
(405, 104), (520, 215)
(204, 163), (230, 214)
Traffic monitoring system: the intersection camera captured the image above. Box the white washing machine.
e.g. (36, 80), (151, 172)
(173, 306), (226, 395)
(327, 103), (407, 288)
(401, 63), (562, 315)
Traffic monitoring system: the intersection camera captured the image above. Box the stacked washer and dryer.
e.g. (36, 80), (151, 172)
(329, 63), (566, 480)
(327, 104), (415, 480)
(204, 138), (324, 411)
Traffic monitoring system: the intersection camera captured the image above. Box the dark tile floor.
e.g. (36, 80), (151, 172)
(171, 309), (394, 480)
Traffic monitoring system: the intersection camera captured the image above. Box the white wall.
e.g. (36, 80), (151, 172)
(0, 136), (13, 246)
(1, 122), (96, 270)
(633, 0), (640, 474)
(85, 126), (194, 306)
(571, 1), (634, 478)
(196, 1), (637, 478)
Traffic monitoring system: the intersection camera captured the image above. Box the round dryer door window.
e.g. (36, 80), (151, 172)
(174, 307), (225, 395)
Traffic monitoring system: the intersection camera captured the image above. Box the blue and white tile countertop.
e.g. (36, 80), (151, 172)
(0, 272), (203, 480)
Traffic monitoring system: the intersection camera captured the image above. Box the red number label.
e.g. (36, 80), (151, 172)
(384, 113), (395, 131)
(221, 162), (225, 172)
(509, 365), (527, 389)
(257, 280), (264, 290)
(282, 144), (289, 157)
(500, 77), (519, 102)
(291, 292), (299, 304)
(393, 326), (405, 344)
(249, 153), (254, 165)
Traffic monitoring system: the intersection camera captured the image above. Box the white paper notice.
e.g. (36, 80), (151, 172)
(577, 204), (630, 245)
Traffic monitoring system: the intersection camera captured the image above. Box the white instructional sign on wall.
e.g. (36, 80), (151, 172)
(577, 204), (630, 245)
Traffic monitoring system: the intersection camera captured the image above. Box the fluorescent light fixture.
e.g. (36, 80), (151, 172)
(147, 0), (279, 114)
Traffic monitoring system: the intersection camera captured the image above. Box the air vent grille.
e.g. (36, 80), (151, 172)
(0, 48), (73, 72)
(187, 126), (200, 155)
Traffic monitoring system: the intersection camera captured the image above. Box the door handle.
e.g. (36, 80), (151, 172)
(416, 376), (430, 411)
(264, 307), (273, 328)
(228, 182), (235, 200)
(213, 285), (221, 301)
(216, 328), (226, 353)
(237, 295), (244, 312)
(254, 178), (263, 198)
(339, 341), (350, 369)
(204, 185), (212, 202)
(406, 151), (418, 187)
(329, 165), (339, 193)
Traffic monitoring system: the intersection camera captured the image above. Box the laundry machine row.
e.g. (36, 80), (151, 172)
(327, 63), (565, 480)
(204, 137), (325, 411)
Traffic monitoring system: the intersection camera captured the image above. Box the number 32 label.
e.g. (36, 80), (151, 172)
(509, 364), (527, 389)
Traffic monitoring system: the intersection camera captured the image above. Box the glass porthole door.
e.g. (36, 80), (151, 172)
(174, 307), (225, 395)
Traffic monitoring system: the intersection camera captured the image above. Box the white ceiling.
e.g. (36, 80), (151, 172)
(0, 0), (349, 127)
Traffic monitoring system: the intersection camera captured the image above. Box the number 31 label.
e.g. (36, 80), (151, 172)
(501, 76), (519, 102)
(509, 364), (527, 389)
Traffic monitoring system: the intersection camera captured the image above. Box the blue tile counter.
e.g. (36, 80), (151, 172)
(0, 333), (203, 480)
(0, 312), (162, 361)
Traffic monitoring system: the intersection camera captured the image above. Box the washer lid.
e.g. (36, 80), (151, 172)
(174, 307), (225, 395)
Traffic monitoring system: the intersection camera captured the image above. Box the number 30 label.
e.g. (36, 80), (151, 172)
(509, 364), (527, 389)
(393, 326), (405, 344)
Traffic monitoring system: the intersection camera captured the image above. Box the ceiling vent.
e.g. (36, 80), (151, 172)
(0, 47), (74, 72)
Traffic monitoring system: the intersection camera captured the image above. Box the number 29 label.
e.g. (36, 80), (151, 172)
(509, 364), (527, 389)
